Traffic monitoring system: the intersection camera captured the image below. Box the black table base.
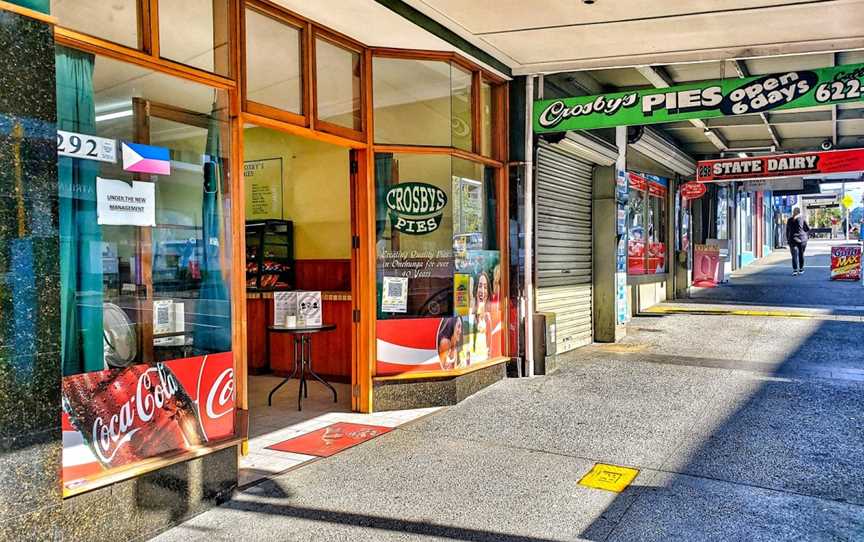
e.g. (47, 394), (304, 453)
(267, 325), (338, 411)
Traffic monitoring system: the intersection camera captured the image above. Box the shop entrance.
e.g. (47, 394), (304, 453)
(240, 125), (358, 481)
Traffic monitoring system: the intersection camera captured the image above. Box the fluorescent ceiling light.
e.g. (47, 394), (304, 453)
(95, 109), (133, 123)
(738, 152), (748, 158)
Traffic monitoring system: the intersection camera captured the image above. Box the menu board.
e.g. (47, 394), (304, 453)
(244, 158), (283, 220)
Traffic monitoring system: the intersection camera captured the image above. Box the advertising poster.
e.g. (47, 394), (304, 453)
(830, 245), (862, 281)
(61, 352), (235, 494)
(377, 250), (503, 376)
(244, 158), (283, 220)
(693, 244), (721, 287)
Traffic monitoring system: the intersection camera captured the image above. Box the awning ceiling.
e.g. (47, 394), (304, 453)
(402, 0), (864, 161)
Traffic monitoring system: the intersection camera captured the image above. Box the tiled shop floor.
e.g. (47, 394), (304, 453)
(240, 375), (439, 486)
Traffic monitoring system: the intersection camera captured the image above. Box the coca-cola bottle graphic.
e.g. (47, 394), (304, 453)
(62, 362), (206, 469)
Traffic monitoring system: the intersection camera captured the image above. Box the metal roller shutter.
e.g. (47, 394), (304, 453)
(536, 139), (594, 354)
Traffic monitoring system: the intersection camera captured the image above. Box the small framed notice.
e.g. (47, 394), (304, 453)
(381, 276), (408, 313)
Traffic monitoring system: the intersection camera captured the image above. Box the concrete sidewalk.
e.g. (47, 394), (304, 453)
(685, 239), (864, 310)
(152, 300), (864, 541)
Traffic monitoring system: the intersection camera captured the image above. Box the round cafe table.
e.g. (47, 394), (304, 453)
(267, 323), (338, 411)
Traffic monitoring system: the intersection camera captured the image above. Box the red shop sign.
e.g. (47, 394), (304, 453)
(681, 181), (707, 200)
(696, 148), (864, 183)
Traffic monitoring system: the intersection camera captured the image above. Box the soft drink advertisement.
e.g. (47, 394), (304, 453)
(61, 352), (235, 493)
(692, 244), (721, 287)
(830, 245), (862, 281)
(377, 250), (503, 375)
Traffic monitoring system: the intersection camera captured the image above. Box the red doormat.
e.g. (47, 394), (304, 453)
(266, 422), (392, 457)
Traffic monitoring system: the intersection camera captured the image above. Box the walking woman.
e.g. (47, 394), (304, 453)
(786, 207), (810, 276)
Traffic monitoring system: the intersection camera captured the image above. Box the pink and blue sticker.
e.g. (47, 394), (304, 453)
(122, 142), (171, 175)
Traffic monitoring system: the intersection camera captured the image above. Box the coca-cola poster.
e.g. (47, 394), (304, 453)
(62, 352), (235, 492)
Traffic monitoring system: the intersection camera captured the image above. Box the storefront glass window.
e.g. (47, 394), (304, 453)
(626, 172), (667, 275)
(245, 7), (303, 114)
(315, 37), (362, 131)
(52, 0), (139, 49)
(480, 81), (493, 157)
(375, 154), (502, 374)
(159, 0), (230, 75)
(57, 46), (235, 490)
(451, 65), (473, 152)
(373, 58), (451, 146)
(716, 187), (729, 239)
(744, 192), (753, 252)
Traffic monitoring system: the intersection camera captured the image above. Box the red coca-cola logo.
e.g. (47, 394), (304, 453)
(92, 363), (180, 464)
(62, 352), (236, 482)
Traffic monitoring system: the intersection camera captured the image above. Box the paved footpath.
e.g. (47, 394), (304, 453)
(154, 243), (864, 542)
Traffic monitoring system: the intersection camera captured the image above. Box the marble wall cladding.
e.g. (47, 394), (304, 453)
(0, 8), (64, 537)
(59, 446), (239, 542)
(0, 11), (239, 541)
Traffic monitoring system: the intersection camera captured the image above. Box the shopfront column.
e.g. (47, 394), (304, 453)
(592, 165), (626, 343)
(0, 7), (63, 538)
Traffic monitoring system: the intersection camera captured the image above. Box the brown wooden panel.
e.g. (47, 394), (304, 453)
(245, 297), (269, 373)
(269, 298), (352, 381)
(295, 259), (351, 291)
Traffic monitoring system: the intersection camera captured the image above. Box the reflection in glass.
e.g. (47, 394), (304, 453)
(159, 0), (230, 75)
(52, 0), (139, 49)
(57, 47), (232, 376)
(481, 81), (493, 157)
(245, 7), (303, 114)
(373, 58), (451, 146)
(315, 38), (362, 131)
(451, 65), (472, 152)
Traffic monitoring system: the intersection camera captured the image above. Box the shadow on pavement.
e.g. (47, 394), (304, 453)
(220, 499), (564, 542)
(577, 263), (864, 540)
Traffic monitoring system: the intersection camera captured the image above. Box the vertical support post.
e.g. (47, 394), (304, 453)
(523, 76), (535, 378)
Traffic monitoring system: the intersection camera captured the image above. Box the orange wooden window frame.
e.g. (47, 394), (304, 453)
(45, 0), (511, 419)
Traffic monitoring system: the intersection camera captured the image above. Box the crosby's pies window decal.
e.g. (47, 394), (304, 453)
(374, 155), (503, 376)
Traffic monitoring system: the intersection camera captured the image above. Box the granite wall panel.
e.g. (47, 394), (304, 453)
(0, 10), (238, 542)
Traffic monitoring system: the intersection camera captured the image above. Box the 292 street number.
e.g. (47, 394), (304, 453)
(57, 130), (117, 163)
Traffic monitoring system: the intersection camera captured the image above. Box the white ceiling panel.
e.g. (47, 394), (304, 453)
(413, 0), (820, 35)
(483, 1), (864, 67)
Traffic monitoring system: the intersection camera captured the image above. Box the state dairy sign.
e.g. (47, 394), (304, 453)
(696, 149), (864, 183)
(534, 63), (864, 132)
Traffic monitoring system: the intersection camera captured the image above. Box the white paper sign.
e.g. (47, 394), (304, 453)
(381, 276), (408, 313)
(297, 291), (322, 326)
(274, 291), (296, 327)
(743, 177), (804, 192)
(96, 177), (156, 226)
(57, 130), (116, 163)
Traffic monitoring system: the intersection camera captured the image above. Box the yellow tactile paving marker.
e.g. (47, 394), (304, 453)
(645, 305), (816, 319)
(579, 463), (640, 493)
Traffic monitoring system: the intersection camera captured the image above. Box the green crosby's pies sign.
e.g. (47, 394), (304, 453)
(534, 63), (864, 132)
(385, 182), (448, 235)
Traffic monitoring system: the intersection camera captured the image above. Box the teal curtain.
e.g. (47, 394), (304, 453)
(483, 166), (497, 249)
(374, 153), (393, 238)
(56, 46), (104, 375)
(10, 0), (49, 13)
(194, 108), (231, 353)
